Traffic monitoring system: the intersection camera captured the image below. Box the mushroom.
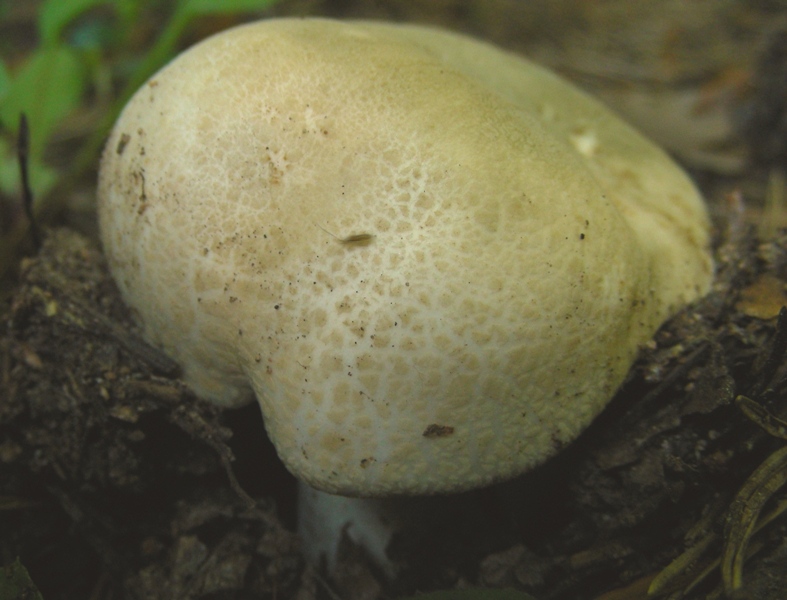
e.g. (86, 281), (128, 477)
(97, 18), (713, 574)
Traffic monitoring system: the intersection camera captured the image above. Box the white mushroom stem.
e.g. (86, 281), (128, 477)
(296, 483), (508, 577)
(297, 485), (402, 577)
(297, 484), (492, 578)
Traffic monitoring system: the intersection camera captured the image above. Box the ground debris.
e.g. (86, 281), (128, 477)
(0, 229), (304, 599)
(126, 490), (304, 600)
(2, 229), (211, 489)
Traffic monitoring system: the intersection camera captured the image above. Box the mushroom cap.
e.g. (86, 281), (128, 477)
(98, 18), (712, 496)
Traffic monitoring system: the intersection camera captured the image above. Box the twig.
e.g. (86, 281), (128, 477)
(17, 113), (40, 250)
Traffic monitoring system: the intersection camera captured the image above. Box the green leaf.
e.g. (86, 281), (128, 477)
(397, 589), (539, 600)
(177, 0), (282, 18)
(111, 0), (143, 25)
(0, 46), (86, 159)
(38, 0), (109, 46)
(0, 558), (44, 600)
(0, 61), (10, 98)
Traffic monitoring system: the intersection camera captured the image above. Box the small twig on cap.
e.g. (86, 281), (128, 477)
(315, 223), (375, 246)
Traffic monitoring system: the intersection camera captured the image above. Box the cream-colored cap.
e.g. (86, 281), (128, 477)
(98, 18), (712, 496)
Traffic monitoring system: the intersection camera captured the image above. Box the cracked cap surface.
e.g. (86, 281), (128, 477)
(98, 18), (712, 496)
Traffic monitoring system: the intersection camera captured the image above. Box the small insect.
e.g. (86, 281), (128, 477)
(315, 224), (375, 246)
